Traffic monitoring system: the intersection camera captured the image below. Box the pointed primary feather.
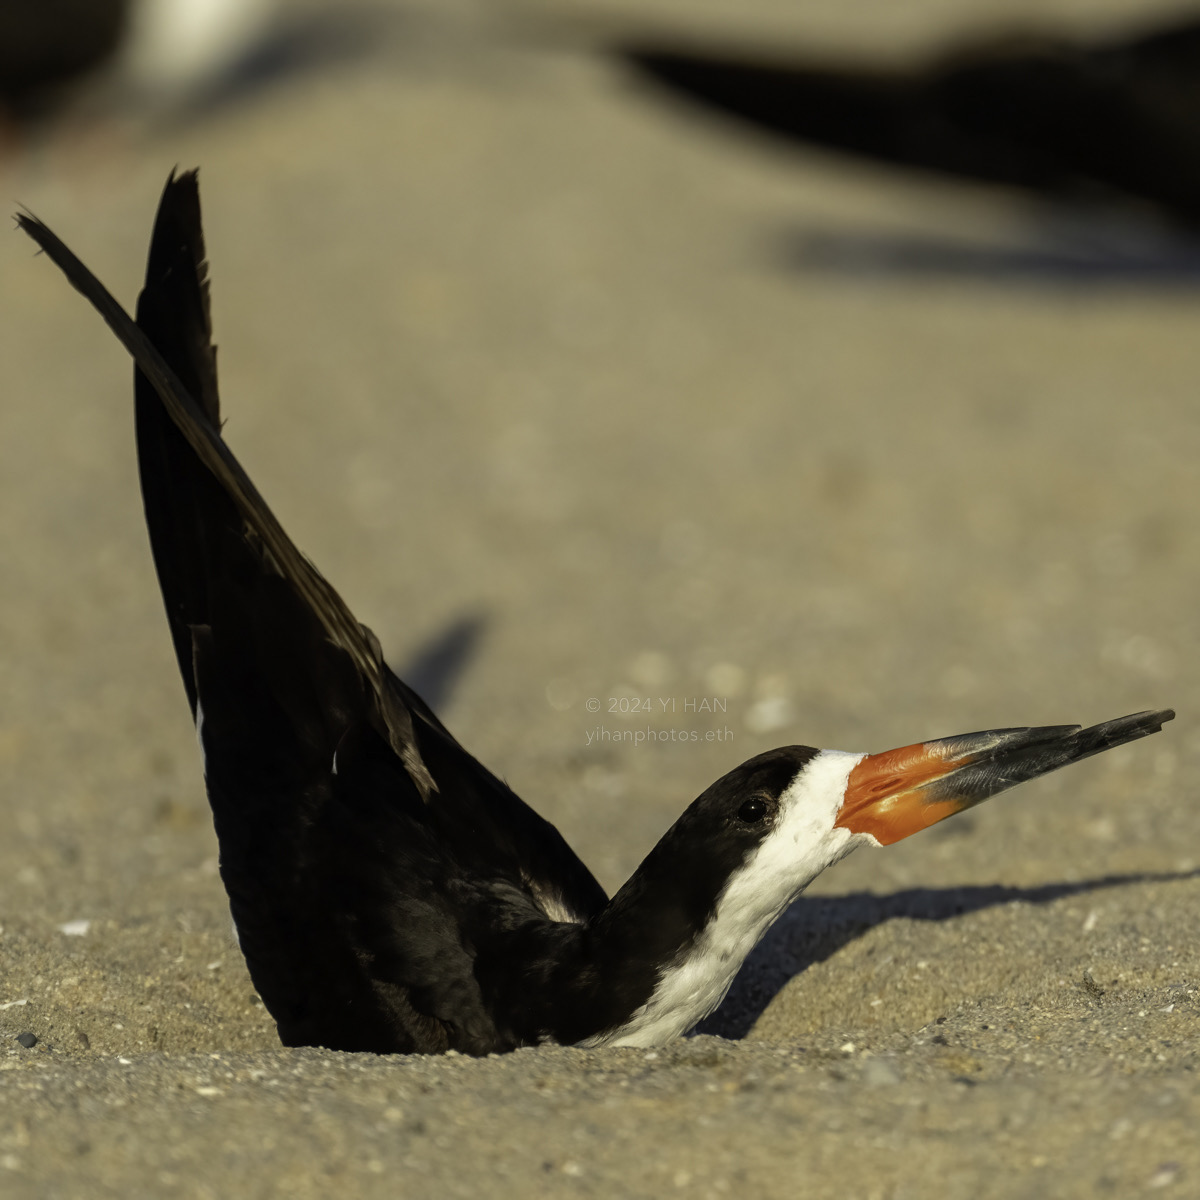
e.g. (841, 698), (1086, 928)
(132, 168), (225, 715)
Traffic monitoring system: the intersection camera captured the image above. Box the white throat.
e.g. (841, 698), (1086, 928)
(583, 749), (868, 1048)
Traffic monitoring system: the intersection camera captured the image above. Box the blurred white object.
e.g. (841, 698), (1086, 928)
(117, 0), (278, 103)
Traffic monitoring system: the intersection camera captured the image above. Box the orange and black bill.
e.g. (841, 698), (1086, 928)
(836, 709), (1175, 846)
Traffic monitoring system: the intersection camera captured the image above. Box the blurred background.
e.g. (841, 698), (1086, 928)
(1, 0), (1197, 957)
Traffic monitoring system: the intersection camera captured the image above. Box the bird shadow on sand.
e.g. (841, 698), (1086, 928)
(697, 866), (1200, 1040)
(394, 613), (488, 714)
(775, 222), (1200, 288)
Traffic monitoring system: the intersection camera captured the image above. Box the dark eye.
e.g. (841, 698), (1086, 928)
(737, 797), (768, 824)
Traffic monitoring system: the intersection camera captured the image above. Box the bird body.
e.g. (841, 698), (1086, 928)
(18, 173), (1174, 1056)
(625, 17), (1200, 224)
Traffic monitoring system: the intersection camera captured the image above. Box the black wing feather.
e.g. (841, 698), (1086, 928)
(19, 177), (435, 796)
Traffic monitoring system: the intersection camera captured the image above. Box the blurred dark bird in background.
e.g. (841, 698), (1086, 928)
(623, 13), (1200, 227)
(0, 0), (128, 121)
(2, 0), (275, 122)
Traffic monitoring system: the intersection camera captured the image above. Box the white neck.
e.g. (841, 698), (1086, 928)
(582, 750), (868, 1048)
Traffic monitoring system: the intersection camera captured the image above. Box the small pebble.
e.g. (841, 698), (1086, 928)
(1150, 1163), (1181, 1189)
(15, 1032), (37, 1049)
(862, 1058), (900, 1088)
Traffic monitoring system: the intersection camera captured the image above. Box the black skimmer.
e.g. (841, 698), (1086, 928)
(1, 0), (277, 128)
(622, 16), (1200, 225)
(17, 173), (1175, 1055)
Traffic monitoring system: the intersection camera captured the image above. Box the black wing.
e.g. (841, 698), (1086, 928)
(18, 172), (607, 1054)
(624, 16), (1200, 223)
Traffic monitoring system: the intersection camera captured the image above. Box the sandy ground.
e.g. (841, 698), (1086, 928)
(2, 0), (1199, 1195)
